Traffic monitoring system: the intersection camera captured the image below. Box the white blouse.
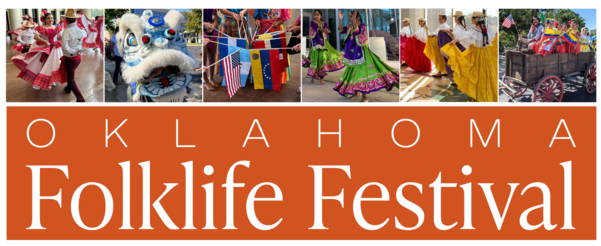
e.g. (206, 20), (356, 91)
(456, 24), (497, 48)
(17, 29), (35, 45)
(400, 26), (412, 37)
(413, 27), (428, 43)
(452, 25), (470, 48)
(431, 22), (450, 36)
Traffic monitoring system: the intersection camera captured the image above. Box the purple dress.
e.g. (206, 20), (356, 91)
(306, 21), (344, 79)
(437, 30), (465, 81)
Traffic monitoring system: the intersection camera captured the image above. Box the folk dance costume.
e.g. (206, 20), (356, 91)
(563, 29), (581, 53)
(94, 16), (105, 54)
(252, 9), (291, 35)
(399, 19), (412, 63)
(441, 22), (498, 102)
(220, 9), (244, 37)
(307, 21), (344, 79)
(61, 11), (87, 102)
(333, 23), (400, 97)
(12, 24), (66, 90)
(579, 35), (591, 53)
(404, 24), (431, 72)
(77, 12), (98, 49)
(13, 22), (36, 53)
(424, 20), (450, 75)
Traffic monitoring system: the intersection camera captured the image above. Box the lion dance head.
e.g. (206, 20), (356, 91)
(117, 10), (197, 102)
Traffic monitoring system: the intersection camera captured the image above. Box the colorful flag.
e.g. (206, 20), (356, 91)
(560, 31), (580, 54)
(502, 14), (514, 28)
(223, 50), (241, 98)
(252, 32), (290, 84)
(228, 45), (251, 87)
(250, 49), (281, 91)
(539, 28), (562, 53)
(219, 37), (247, 76)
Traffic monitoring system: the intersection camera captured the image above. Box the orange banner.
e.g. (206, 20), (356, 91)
(6, 106), (596, 240)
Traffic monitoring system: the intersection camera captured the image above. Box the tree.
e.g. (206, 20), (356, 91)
(105, 9), (130, 34)
(183, 9), (202, 39)
(92, 9), (104, 18)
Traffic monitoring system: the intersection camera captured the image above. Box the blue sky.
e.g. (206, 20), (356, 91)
(572, 9), (596, 30)
(170, 9), (191, 12)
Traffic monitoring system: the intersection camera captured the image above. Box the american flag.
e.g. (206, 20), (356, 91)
(502, 14), (515, 28)
(223, 50), (242, 98)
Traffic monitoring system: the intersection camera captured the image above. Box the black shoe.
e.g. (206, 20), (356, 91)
(64, 85), (71, 93)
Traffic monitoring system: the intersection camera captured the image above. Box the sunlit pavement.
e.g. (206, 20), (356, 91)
(399, 62), (470, 102)
(6, 41), (104, 102)
(498, 52), (596, 102)
(301, 58), (400, 103)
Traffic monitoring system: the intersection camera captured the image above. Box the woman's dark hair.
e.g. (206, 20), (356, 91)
(351, 10), (363, 24)
(314, 10), (322, 16)
(95, 16), (100, 21)
(475, 16), (489, 46)
(458, 16), (466, 30)
(42, 13), (52, 23)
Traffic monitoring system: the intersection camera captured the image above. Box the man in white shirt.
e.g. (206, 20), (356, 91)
(61, 9), (87, 102)
(430, 14), (450, 37)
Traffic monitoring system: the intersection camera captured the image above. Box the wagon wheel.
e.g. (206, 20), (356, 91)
(533, 75), (563, 102)
(583, 63), (596, 94)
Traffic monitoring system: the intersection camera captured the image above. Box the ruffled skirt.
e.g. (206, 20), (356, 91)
(400, 36), (408, 61)
(405, 37), (431, 72)
(11, 43), (24, 52)
(307, 41), (345, 79)
(424, 36), (446, 73)
(82, 31), (99, 49)
(440, 35), (498, 102)
(12, 41), (66, 90)
(333, 46), (399, 96)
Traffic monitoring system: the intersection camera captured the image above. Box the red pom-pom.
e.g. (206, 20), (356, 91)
(142, 36), (150, 43)
(168, 29), (175, 35)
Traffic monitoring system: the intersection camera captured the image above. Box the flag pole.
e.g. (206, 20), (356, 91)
(204, 49), (241, 68)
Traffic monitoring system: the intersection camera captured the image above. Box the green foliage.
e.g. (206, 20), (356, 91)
(92, 9), (104, 18)
(105, 9), (129, 34)
(183, 9), (202, 35)
(498, 9), (588, 52)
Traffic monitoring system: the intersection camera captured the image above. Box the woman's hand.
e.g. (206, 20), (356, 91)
(292, 43), (301, 52)
(239, 9), (247, 19)
(204, 22), (214, 32)
(338, 10), (344, 20)
(449, 39), (459, 45)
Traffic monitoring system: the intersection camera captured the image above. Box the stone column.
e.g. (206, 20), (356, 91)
(8, 9), (23, 40)
(82, 9), (93, 18)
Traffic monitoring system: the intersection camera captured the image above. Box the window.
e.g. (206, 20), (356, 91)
(22, 9), (28, 16)
(32, 9), (38, 24)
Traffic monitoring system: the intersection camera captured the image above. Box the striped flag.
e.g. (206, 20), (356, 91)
(252, 32), (290, 84)
(502, 14), (514, 28)
(223, 50), (242, 98)
(219, 37), (247, 77)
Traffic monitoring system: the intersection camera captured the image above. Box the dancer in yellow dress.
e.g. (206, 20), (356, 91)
(441, 11), (498, 102)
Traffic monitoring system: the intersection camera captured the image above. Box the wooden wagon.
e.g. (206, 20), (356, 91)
(501, 51), (596, 102)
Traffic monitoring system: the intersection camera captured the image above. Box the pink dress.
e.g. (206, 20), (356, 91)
(12, 25), (66, 90)
(77, 13), (97, 49)
(94, 16), (105, 54)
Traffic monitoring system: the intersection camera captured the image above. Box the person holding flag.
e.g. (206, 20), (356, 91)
(333, 10), (400, 102)
(220, 9), (248, 38)
(252, 9), (291, 36)
(306, 10), (344, 85)
(562, 20), (581, 53)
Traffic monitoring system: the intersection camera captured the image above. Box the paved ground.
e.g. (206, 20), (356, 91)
(6, 41), (104, 102)
(399, 62), (470, 102)
(498, 51), (597, 102)
(105, 45), (203, 102)
(302, 57), (400, 103)
(203, 53), (302, 102)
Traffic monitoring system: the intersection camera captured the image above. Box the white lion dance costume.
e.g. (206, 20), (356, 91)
(117, 10), (197, 102)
